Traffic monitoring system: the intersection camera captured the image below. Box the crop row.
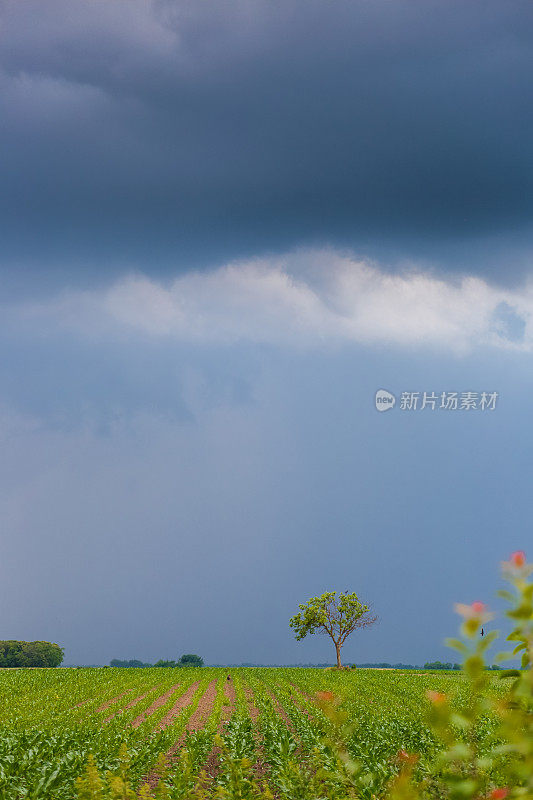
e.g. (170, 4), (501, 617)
(0, 667), (507, 799)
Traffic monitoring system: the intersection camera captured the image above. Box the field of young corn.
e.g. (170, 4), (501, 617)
(1, 552), (531, 800)
(0, 665), (513, 800)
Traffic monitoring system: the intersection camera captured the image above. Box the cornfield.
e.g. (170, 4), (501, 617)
(0, 552), (531, 799)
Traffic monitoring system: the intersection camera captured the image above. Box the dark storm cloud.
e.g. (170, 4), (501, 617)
(1, 0), (533, 279)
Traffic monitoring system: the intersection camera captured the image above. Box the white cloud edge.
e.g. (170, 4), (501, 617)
(7, 249), (533, 353)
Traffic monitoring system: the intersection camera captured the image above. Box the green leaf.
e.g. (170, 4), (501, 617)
(449, 713), (470, 729)
(445, 638), (468, 654)
(499, 669), (521, 679)
(494, 651), (514, 661)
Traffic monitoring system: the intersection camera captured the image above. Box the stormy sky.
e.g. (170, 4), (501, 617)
(0, 0), (532, 666)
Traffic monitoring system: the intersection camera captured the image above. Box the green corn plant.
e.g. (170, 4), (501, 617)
(76, 744), (137, 800)
(207, 733), (272, 800)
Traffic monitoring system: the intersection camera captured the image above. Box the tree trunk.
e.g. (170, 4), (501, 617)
(335, 642), (342, 669)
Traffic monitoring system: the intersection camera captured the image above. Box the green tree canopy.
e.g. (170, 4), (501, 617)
(0, 640), (63, 667)
(290, 591), (377, 668)
(178, 654), (204, 667)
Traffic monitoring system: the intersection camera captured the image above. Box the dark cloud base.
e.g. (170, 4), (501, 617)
(1, 0), (533, 283)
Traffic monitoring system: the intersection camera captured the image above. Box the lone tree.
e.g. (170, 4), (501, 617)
(290, 591), (377, 668)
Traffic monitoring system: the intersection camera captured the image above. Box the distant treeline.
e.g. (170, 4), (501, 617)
(356, 662), (502, 670)
(356, 663), (419, 669)
(0, 641), (64, 667)
(423, 661), (502, 670)
(207, 662), (447, 669)
(207, 663), (335, 668)
(208, 663), (336, 668)
(110, 654), (203, 668)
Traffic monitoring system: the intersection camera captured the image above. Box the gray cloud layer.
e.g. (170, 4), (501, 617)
(1, 0), (533, 281)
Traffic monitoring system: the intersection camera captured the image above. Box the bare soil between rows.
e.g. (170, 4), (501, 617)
(142, 680), (220, 793)
(131, 684), (181, 728)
